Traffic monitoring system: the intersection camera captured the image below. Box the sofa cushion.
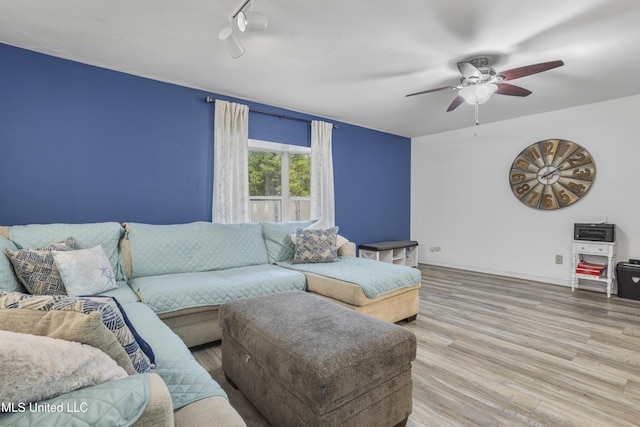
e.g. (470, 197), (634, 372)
(7, 222), (126, 280)
(120, 302), (229, 410)
(5, 238), (78, 295)
(130, 264), (307, 315)
(0, 330), (128, 405)
(52, 245), (117, 296)
(127, 222), (269, 278)
(99, 280), (141, 304)
(0, 237), (24, 293)
(0, 293), (153, 374)
(278, 256), (421, 298)
(0, 309), (136, 375)
(260, 220), (317, 263)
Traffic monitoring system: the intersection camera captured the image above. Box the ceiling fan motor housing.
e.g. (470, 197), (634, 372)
(459, 57), (501, 86)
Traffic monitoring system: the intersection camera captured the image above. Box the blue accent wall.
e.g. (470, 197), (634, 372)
(0, 43), (410, 246)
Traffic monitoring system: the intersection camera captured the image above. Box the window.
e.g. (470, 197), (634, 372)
(248, 139), (311, 223)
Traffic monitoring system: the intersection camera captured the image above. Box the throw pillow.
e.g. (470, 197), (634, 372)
(4, 237), (78, 295)
(293, 226), (339, 264)
(0, 292), (153, 373)
(110, 297), (156, 366)
(0, 237), (24, 293)
(290, 232), (349, 250)
(52, 245), (117, 296)
(0, 309), (136, 375)
(0, 330), (128, 405)
(260, 220), (317, 263)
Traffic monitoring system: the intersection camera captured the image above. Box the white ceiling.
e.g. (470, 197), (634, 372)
(1, 0), (640, 138)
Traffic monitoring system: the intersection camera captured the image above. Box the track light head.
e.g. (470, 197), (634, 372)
(236, 11), (268, 32)
(218, 27), (245, 59)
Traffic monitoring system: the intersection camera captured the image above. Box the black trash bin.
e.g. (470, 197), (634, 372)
(616, 262), (640, 300)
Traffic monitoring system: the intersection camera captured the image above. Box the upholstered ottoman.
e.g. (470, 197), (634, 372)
(220, 291), (416, 427)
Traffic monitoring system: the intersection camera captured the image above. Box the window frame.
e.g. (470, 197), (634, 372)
(248, 139), (311, 223)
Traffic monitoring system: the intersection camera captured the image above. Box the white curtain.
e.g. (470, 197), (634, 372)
(310, 120), (335, 227)
(212, 100), (250, 224)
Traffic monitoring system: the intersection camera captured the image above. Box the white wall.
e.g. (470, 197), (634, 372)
(411, 94), (640, 287)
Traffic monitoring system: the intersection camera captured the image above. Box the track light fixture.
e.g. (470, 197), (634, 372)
(218, 27), (245, 58)
(219, 0), (268, 59)
(236, 10), (268, 32)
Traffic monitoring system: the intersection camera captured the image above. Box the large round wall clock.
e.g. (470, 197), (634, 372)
(509, 139), (595, 210)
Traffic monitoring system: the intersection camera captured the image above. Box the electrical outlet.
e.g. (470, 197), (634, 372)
(555, 255), (563, 265)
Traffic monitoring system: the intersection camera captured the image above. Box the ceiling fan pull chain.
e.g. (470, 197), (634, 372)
(473, 103), (480, 138)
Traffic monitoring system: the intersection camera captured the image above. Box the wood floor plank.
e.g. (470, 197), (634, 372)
(191, 264), (640, 426)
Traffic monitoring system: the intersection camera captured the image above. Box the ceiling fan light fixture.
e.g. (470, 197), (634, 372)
(459, 83), (498, 105)
(218, 27), (245, 58)
(236, 11), (268, 32)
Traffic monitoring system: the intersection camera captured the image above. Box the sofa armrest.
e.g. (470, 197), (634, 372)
(133, 373), (174, 427)
(338, 242), (356, 257)
(174, 396), (246, 427)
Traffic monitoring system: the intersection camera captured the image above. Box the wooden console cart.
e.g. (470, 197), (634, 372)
(571, 240), (616, 298)
(359, 240), (418, 267)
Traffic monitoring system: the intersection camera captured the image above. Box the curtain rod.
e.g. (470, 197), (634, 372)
(205, 96), (338, 129)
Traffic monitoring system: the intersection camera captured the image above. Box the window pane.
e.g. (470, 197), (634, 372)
(247, 143), (311, 223)
(289, 153), (310, 197)
(250, 199), (282, 222)
(289, 198), (311, 221)
(248, 151), (281, 197)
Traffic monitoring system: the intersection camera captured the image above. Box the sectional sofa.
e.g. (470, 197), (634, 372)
(0, 220), (421, 426)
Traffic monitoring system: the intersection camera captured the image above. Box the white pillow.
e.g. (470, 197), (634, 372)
(0, 330), (128, 405)
(53, 246), (118, 296)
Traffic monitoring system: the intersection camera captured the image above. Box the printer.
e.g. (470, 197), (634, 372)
(573, 223), (615, 242)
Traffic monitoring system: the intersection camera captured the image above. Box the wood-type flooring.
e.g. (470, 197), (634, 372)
(191, 264), (640, 426)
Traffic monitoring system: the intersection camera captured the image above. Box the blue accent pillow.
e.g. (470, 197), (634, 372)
(4, 238), (78, 295)
(110, 297), (155, 365)
(293, 227), (339, 264)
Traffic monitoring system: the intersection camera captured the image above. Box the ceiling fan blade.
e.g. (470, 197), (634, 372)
(405, 85), (456, 97)
(446, 95), (465, 112)
(495, 83), (532, 97)
(458, 62), (483, 79)
(498, 60), (564, 81)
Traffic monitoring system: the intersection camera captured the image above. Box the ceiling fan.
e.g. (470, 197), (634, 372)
(406, 57), (565, 114)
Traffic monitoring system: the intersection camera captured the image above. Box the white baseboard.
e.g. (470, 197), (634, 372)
(420, 260), (571, 288)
